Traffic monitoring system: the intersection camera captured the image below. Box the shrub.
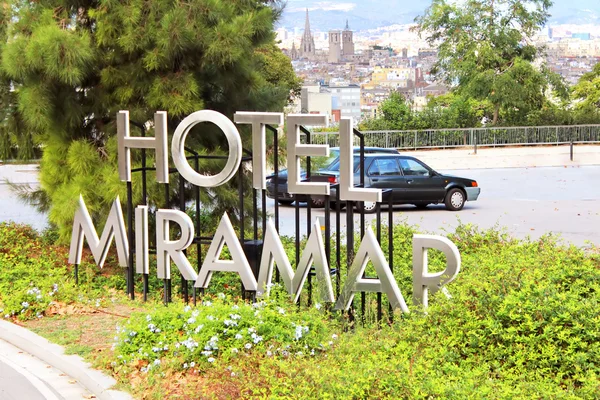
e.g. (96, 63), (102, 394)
(110, 289), (339, 376)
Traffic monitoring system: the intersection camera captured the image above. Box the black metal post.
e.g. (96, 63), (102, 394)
(570, 141), (574, 161)
(127, 181), (135, 300)
(388, 194), (394, 323)
(179, 174), (189, 303)
(164, 183), (170, 304)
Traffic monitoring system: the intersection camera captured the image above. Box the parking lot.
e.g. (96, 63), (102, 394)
(1, 145), (599, 247)
(268, 165), (600, 248)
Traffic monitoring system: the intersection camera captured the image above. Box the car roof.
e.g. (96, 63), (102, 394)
(330, 146), (400, 153)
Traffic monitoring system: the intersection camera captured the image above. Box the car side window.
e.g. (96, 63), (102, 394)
(399, 159), (430, 176)
(369, 159), (401, 176)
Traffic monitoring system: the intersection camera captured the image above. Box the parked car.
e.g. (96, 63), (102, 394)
(265, 147), (401, 206)
(312, 154), (480, 212)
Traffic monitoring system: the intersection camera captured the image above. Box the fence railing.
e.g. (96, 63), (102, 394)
(307, 125), (600, 150)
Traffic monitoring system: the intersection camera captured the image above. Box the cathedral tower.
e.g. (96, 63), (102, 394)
(299, 9), (316, 60)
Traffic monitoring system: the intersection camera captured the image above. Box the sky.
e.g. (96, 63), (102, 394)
(279, 0), (600, 30)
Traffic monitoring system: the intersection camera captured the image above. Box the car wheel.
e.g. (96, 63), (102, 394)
(413, 203), (429, 209)
(356, 201), (377, 214)
(277, 199), (294, 206)
(444, 188), (465, 211)
(309, 195), (326, 208)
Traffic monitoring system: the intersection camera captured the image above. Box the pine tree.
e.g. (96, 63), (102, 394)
(2, 0), (299, 241)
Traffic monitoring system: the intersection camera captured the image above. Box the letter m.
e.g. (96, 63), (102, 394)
(68, 195), (129, 268)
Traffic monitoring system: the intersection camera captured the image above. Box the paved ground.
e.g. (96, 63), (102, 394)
(269, 165), (600, 247)
(1, 144), (599, 244)
(0, 164), (46, 231)
(0, 338), (92, 400)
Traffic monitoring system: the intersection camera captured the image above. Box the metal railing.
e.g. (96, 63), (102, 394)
(308, 125), (600, 150)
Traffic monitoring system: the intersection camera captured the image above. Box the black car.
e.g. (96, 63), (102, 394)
(265, 147), (401, 206)
(312, 154), (480, 212)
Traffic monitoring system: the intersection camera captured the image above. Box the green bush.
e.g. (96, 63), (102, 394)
(0, 223), (125, 319)
(110, 289), (339, 375)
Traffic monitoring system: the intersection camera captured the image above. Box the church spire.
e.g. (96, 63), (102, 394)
(345, 19), (349, 30)
(304, 8), (311, 35)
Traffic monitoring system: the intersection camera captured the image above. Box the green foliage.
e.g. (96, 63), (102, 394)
(110, 290), (338, 375)
(415, 0), (568, 125)
(0, 223), (122, 320)
(3, 0), (299, 242)
(572, 62), (600, 111)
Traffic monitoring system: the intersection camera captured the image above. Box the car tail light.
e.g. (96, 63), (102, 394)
(471, 181), (478, 187)
(328, 176), (338, 184)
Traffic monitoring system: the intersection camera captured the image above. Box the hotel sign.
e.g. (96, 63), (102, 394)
(68, 110), (461, 312)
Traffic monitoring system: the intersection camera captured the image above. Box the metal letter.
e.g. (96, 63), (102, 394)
(234, 112), (284, 190)
(68, 196), (129, 268)
(117, 111), (169, 183)
(290, 219), (335, 303)
(256, 219), (294, 297)
(286, 114), (330, 195)
(412, 235), (461, 308)
(156, 210), (197, 281)
(172, 110), (242, 188)
(135, 206), (149, 274)
(335, 227), (409, 312)
(339, 117), (382, 202)
(195, 213), (257, 291)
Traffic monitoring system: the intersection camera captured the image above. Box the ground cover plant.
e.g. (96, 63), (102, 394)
(1, 221), (600, 398)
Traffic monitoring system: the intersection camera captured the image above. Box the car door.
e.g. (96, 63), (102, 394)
(365, 157), (406, 200)
(398, 158), (446, 202)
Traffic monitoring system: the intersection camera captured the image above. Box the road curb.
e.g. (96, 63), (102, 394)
(0, 319), (133, 400)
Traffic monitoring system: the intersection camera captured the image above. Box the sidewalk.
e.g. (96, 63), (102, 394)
(407, 144), (600, 170)
(0, 320), (132, 400)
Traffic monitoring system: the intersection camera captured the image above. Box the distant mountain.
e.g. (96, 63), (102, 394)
(278, 0), (600, 31)
(278, 0), (431, 31)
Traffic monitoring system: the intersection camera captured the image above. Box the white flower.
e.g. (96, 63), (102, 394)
(183, 363), (188, 369)
(146, 315), (152, 322)
(184, 305), (191, 312)
(21, 302), (29, 308)
(207, 315), (215, 321)
(248, 327), (256, 334)
(230, 314), (242, 320)
(277, 307), (286, 315)
(244, 343), (252, 349)
(232, 305), (240, 310)
(207, 357), (215, 363)
(192, 310), (200, 317)
(153, 359), (161, 365)
(231, 348), (239, 353)
(235, 334), (243, 340)
(217, 293), (226, 300)
(203, 301), (213, 307)
(332, 334), (338, 340)
(190, 362), (195, 367)
(266, 350), (272, 357)
(202, 351), (212, 356)
(315, 303), (322, 310)
(187, 317), (196, 324)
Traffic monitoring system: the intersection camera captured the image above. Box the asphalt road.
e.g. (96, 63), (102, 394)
(267, 166), (600, 247)
(1, 165), (599, 247)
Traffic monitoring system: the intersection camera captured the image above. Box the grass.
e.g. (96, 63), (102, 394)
(2, 222), (600, 399)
